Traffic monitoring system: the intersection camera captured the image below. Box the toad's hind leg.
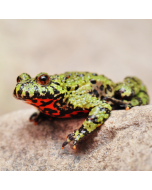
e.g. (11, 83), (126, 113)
(105, 83), (150, 110)
(129, 85), (149, 107)
(122, 84), (150, 108)
(61, 103), (111, 149)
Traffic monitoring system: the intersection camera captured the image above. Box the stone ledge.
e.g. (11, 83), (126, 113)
(0, 105), (152, 171)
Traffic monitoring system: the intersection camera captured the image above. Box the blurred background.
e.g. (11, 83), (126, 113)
(0, 20), (152, 116)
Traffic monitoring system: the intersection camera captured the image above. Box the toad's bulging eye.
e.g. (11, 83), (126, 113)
(16, 73), (31, 83)
(37, 74), (50, 85)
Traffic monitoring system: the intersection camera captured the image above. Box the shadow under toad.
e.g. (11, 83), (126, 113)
(23, 116), (116, 154)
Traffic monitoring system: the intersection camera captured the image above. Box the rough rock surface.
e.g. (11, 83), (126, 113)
(0, 105), (152, 171)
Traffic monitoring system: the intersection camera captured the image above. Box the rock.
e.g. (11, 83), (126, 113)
(0, 105), (152, 171)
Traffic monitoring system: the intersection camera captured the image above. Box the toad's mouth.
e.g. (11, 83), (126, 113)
(13, 85), (64, 103)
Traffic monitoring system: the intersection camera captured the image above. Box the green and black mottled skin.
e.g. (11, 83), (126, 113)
(13, 72), (150, 149)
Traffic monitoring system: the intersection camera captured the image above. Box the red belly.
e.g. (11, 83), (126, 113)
(25, 98), (89, 118)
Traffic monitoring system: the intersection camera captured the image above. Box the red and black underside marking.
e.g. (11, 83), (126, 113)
(26, 98), (89, 118)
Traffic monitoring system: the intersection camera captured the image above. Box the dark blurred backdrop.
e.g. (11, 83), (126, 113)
(0, 20), (152, 115)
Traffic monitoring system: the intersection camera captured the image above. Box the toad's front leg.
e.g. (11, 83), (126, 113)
(29, 111), (51, 125)
(61, 103), (111, 149)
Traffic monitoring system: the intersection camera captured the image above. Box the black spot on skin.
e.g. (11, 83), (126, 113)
(75, 85), (79, 90)
(130, 89), (135, 97)
(103, 118), (107, 122)
(39, 100), (53, 106)
(105, 108), (111, 115)
(64, 98), (69, 102)
(87, 115), (100, 124)
(18, 90), (22, 97)
(34, 85), (39, 91)
(20, 84), (24, 90)
(107, 85), (112, 92)
(100, 107), (111, 115)
(56, 93), (64, 99)
(114, 90), (121, 99)
(25, 91), (29, 98)
(58, 106), (88, 118)
(53, 82), (60, 85)
(135, 97), (142, 105)
(34, 91), (40, 97)
(51, 86), (60, 94)
(102, 96), (108, 101)
(78, 125), (85, 133)
(70, 111), (87, 117)
(32, 99), (37, 103)
(93, 89), (99, 98)
(53, 100), (62, 110)
(58, 97), (64, 105)
(105, 88), (107, 94)
(101, 96), (104, 100)
(89, 90), (93, 95)
(128, 77), (139, 84)
(43, 108), (58, 114)
(100, 107), (106, 112)
(45, 91), (54, 99)
(92, 73), (98, 76)
(67, 86), (71, 91)
(140, 90), (148, 95)
(87, 115), (96, 121)
(30, 81), (33, 85)
(115, 83), (120, 86)
(81, 129), (89, 136)
(100, 85), (104, 91)
(115, 90), (132, 100)
(90, 79), (96, 84)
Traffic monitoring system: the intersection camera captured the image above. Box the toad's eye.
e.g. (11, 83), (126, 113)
(16, 73), (31, 83)
(37, 74), (50, 86)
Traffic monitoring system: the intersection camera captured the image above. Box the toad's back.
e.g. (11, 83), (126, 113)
(51, 72), (115, 99)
